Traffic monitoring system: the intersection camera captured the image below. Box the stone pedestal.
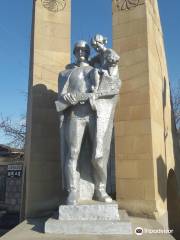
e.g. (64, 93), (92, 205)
(45, 202), (132, 235)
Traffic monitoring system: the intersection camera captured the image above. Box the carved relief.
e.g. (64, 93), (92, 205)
(115, 0), (145, 11)
(41, 0), (66, 12)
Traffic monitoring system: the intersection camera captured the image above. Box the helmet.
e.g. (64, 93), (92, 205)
(91, 34), (108, 47)
(73, 40), (90, 56)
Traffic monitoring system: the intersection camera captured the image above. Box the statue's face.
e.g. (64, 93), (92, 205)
(74, 48), (89, 62)
(93, 42), (105, 53)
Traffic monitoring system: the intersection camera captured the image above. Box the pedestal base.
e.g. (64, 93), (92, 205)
(45, 202), (132, 235)
(58, 202), (120, 221)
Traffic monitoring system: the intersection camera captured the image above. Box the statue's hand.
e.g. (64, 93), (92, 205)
(64, 93), (78, 105)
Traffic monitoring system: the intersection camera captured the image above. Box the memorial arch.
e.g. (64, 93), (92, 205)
(23, 0), (179, 227)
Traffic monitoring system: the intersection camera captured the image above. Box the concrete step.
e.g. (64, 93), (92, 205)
(45, 218), (132, 235)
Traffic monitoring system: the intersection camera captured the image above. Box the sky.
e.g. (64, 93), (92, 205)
(0, 0), (180, 144)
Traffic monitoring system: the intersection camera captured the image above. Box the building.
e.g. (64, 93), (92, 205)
(0, 145), (24, 213)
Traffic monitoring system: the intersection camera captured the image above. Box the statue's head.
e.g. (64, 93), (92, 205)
(91, 34), (108, 53)
(73, 40), (90, 62)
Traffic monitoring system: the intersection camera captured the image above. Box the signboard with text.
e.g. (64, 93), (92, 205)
(7, 165), (23, 178)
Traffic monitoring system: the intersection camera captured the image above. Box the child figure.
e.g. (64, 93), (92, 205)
(90, 34), (120, 93)
(89, 34), (121, 202)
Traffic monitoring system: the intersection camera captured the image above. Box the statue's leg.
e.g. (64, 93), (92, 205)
(102, 118), (114, 185)
(65, 116), (86, 204)
(93, 99), (118, 190)
(88, 113), (112, 203)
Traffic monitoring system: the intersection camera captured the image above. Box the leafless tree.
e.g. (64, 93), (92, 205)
(171, 86), (180, 130)
(0, 114), (26, 149)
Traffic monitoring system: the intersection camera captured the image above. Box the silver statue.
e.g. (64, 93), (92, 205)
(90, 34), (121, 202)
(55, 35), (121, 205)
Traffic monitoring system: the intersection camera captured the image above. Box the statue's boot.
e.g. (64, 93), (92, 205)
(66, 189), (78, 205)
(94, 189), (112, 203)
(92, 156), (112, 203)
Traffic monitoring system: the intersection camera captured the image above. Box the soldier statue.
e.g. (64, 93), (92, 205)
(55, 35), (121, 205)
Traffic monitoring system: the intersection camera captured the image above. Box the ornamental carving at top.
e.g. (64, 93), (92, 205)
(115, 0), (145, 11)
(41, 0), (66, 12)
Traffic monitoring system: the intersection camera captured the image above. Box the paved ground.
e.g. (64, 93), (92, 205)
(1, 216), (175, 240)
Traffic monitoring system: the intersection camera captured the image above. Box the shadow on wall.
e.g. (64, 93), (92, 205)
(167, 169), (180, 240)
(156, 155), (167, 202)
(156, 77), (180, 239)
(156, 157), (180, 239)
(155, 78), (168, 203)
(169, 87), (180, 240)
(162, 76), (180, 239)
(25, 84), (66, 218)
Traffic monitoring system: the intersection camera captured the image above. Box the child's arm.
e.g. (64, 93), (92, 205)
(90, 68), (100, 92)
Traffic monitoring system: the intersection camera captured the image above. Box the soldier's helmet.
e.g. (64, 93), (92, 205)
(73, 40), (90, 56)
(91, 34), (108, 47)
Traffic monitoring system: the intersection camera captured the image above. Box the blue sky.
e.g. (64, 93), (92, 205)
(0, 0), (180, 143)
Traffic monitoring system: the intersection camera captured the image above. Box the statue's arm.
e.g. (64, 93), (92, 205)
(56, 73), (79, 113)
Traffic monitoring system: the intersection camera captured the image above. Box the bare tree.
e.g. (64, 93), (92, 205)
(0, 115), (26, 149)
(171, 86), (180, 130)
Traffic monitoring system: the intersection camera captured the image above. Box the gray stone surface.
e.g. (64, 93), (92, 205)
(45, 219), (132, 235)
(1, 215), (175, 240)
(58, 202), (120, 221)
(45, 203), (132, 235)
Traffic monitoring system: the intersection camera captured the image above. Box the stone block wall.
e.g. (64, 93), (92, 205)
(5, 178), (22, 212)
(24, 0), (71, 217)
(112, 0), (178, 225)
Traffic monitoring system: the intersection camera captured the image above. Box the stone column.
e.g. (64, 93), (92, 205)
(112, 0), (176, 224)
(24, 0), (71, 217)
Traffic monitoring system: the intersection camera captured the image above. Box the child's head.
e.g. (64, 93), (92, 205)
(91, 34), (108, 53)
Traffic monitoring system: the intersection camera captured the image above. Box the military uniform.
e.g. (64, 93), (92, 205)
(58, 63), (96, 195)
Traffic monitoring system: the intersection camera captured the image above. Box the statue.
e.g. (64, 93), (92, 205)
(56, 40), (95, 205)
(55, 35), (121, 205)
(90, 34), (121, 202)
